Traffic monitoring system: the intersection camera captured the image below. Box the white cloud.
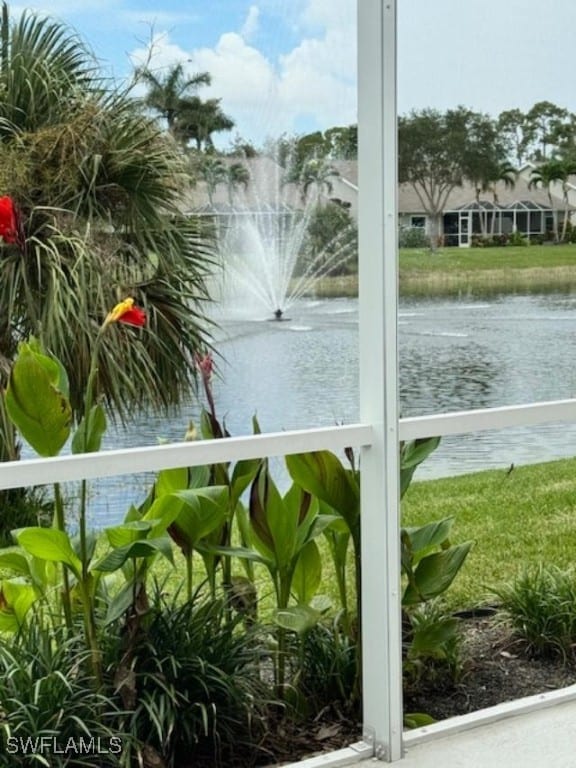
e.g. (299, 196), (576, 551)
(128, 0), (357, 146)
(240, 5), (260, 42)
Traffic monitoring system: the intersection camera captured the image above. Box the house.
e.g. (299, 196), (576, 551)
(184, 158), (576, 247)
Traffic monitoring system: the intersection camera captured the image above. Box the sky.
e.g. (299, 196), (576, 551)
(9, 0), (576, 148)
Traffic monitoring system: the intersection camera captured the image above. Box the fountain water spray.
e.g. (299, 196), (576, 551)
(211, 157), (356, 320)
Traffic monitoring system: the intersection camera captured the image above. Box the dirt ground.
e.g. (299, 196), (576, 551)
(269, 613), (576, 766)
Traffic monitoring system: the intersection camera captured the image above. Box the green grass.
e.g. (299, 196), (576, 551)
(306, 244), (576, 298)
(402, 457), (576, 610)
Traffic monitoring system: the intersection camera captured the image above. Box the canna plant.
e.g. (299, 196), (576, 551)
(3, 297), (153, 684)
(286, 436), (471, 700)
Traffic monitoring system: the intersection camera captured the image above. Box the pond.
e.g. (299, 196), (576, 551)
(90, 292), (576, 526)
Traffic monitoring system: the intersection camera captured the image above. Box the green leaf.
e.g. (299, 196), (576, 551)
(104, 580), (137, 625)
(94, 537), (174, 572)
(15, 528), (81, 573)
(275, 604), (322, 636)
(105, 520), (154, 548)
(409, 617), (460, 658)
(292, 540), (322, 604)
(286, 451), (359, 533)
(71, 403), (107, 454)
(402, 542), (473, 605)
(6, 341), (72, 456)
(195, 542), (268, 566)
(400, 437), (441, 498)
(403, 518), (454, 560)
(0, 552), (31, 577)
(155, 466), (189, 496)
(404, 713), (436, 730)
(230, 457), (262, 509)
(2, 580), (38, 624)
(168, 486), (227, 555)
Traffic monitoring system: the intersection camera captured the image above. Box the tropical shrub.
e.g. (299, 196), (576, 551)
(0, 620), (130, 767)
(399, 226), (430, 249)
(109, 589), (271, 768)
(491, 565), (576, 662)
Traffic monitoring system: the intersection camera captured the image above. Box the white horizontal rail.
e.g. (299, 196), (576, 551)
(4, 398), (576, 493)
(0, 423), (373, 492)
(399, 398), (576, 441)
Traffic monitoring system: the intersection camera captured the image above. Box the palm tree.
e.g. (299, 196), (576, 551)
(489, 163), (517, 236)
(136, 62), (211, 136)
(0, 3), (215, 420)
(198, 157), (227, 205)
(297, 157), (340, 202)
(529, 160), (567, 242)
(225, 162), (250, 205)
(174, 97), (235, 150)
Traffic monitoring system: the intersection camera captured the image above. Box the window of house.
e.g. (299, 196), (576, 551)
(410, 215), (425, 228)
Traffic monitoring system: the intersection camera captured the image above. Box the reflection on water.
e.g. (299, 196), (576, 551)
(72, 293), (576, 525)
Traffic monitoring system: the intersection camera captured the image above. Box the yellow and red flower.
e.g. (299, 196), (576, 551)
(104, 297), (146, 328)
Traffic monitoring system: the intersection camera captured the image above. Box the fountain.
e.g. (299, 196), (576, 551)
(209, 158), (357, 321)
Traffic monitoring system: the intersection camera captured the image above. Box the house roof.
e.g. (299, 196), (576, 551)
(182, 157), (572, 216)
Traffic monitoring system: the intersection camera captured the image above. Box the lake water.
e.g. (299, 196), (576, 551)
(88, 292), (576, 526)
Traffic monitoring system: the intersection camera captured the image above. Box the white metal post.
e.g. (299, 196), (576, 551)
(358, 0), (403, 762)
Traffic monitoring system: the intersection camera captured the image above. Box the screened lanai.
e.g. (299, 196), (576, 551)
(443, 199), (561, 246)
(4, 2), (576, 768)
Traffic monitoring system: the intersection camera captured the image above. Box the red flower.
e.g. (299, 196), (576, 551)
(194, 351), (214, 380)
(0, 196), (21, 245)
(104, 298), (146, 328)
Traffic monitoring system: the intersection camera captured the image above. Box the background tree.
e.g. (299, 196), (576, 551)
(525, 101), (569, 162)
(461, 112), (509, 236)
(497, 109), (534, 167)
(0, 4), (214, 420)
(528, 160), (567, 241)
(399, 107), (494, 248)
(301, 202), (357, 276)
(135, 62), (211, 137)
(174, 96), (234, 150)
(225, 162), (250, 204)
(296, 157), (340, 202)
(197, 156), (227, 205)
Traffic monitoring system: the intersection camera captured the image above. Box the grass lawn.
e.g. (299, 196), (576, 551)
(402, 456), (576, 610)
(310, 243), (576, 298)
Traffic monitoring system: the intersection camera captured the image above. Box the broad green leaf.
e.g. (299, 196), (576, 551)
(195, 542), (268, 566)
(402, 542), (473, 605)
(15, 528), (81, 573)
(2, 580), (38, 624)
(230, 457), (262, 509)
(404, 713), (436, 729)
(93, 537), (174, 572)
(168, 487), (227, 555)
(403, 519), (454, 560)
(104, 580), (137, 625)
(71, 404), (107, 454)
(408, 616), (460, 658)
(155, 466), (189, 497)
(249, 464), (276, 553)
(0, 552), (31, 577)
(143, 495), (185, 538)
(275, 604), (322, 636)
(400, 437), (441, 498)
(0, 610), (18, 632)
(292, 540), (322, 604)
(400, 437), (441, 470)
(286, 451), (359, 533)
(188, 465), (211, 489)
(105, 520), (154, 548)
(6, 341), (72, 456)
